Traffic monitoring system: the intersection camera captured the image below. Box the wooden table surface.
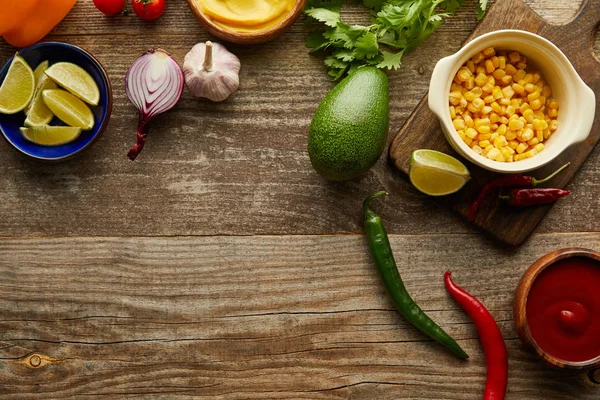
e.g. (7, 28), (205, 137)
(1, 0), (599, 398)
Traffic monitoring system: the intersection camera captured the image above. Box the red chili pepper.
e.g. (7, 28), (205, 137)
(499, 188), (570, 207)
(468, 162), (570, 221)
(444, 272), (508, 400)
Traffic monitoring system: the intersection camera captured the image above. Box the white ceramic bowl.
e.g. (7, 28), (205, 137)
(429, 30), (595, 174)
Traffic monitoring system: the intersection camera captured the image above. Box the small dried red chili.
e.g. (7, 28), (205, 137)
(499, 188), (570, 207)
(468, 162), (570, 221)
(444, 272), (508, 400)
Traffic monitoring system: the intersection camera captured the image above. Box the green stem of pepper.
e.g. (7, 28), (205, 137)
(363, 191), (469, 360)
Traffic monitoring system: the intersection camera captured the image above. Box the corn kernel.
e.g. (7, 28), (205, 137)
(534, 143), (545, 152)
(549, 120), (559, 131)
(527, 90), (540, 102)
(482, 84), (494, 94)
(450, 106), (456, 119)
(509, 140), (519, 149)
(465, 77), (475, 90)
(547, 108), (558, 118)
(473, 97), (485, 110)
(486, 147), (501, 160)
(512, 83), (525, 95)
(497, 56), (506, 69)
(453, 118), (466, 130)
(485, 60), (495, 74)
(509, 52), (521, 63)
(466, 60), (476, 73)
(477, 133), (491, 141)
(476, 66), (486, 75)
(532, 72), (541, 84)
(464, 91), (478, 101)
(543, 129), (551, 140)
(539, 96), (546, 106)
(467, 102), (479, 113)
(491, 102), (502, 114)
(505, 105), (516, 116)
(501, 86), (515, 99)
(499, 98), (511, 106)
(499, 116), (509, 125)
(483, 47), (496, 57)
(494, 136), (507, 149)
(523, 149), (537, 159)
(472, 145), (483, 154)
(465, 127), (478, 139)
(491, 123), (499, 130)
(492, 86), (503, 99)
(463, 115), (474, 128)
(484, 95), (495, 104)
(542, 85), (552, 97)
(457, 130), (466, 140)
(536, 130), (544, 142)
(490, 132), (499, 141)
(464, 137), (473, 146)
(479, 140), (491, 148)
(516, 61), (527, 70)
(505, 64), (517, 76)
(476, 125), (491, 134)
(505, 130), (516, 141)
(532, 119), (548, 131)
(490, 113), (500, 123)
(487, 76), (496, 86)
(522, 108), (534, 123)
(516, 142), (529, 154)
(484, 144), (494, 153)
(459, 97), (468, 108)
(501, 147), (513, 159)
(482, 106), (493, 115)
(523, 73), (533, 83)
(528, 137), (540, 146)
(513, 69), (526, 82)
(533, 110), (545, 120)
(509, 119), (524, 131)
(492, 69), (506, 80)
(472, 52), (485, 64)
(449, 91), (462, 105)
(548, 100), (559, 110)
(521, 128), (534, 141)
(474, 72), (488, 87)
(530, 99), (542, 110)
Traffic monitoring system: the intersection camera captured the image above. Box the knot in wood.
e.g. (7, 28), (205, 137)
(29, 355), (41, 367)
(418, 66), (425, 75)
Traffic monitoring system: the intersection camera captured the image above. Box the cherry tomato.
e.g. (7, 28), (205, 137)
(93, 0), (126, 16)
(132, 0), (165, 21)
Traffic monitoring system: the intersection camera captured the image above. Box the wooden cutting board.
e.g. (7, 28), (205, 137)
(389, 0), (600, 246)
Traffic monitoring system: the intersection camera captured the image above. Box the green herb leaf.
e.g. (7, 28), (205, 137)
(376, 50), (403, 70)
(305, 0), (483, 79)
(305, 8), (341, 27)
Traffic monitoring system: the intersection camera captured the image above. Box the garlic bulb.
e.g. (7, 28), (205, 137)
(183, 41), (241, 102)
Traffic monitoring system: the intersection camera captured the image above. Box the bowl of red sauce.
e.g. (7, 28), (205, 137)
(514, 248), (600, 371)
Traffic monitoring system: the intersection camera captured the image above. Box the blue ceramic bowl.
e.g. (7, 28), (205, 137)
(0, 42), (112, 161)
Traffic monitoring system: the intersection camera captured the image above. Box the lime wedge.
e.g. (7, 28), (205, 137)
(20, 125), (82, 146)
(42, 89), (95, 131)
(45, 62), (100, 106)
(0, 54), (35, 114)
(409, 149), (470, 196)
(33, 60), (49, 85)
(24, 74), (57, 126)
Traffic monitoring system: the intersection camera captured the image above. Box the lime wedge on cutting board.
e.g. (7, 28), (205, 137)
(0, 54), (35, 114)
(42, 89), (95, 131)
(45, 62), (100, 106)
(20, 125), (82, 146)
(24, 74), (57, 126)
(409, 149), (470, 196)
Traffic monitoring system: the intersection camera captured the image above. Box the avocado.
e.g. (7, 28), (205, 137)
(308, 67), (389, 181)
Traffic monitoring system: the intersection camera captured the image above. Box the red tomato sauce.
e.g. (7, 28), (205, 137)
(526, 257), (600, 363)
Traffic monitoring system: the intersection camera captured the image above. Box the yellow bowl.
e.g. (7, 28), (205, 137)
(186, 0), (306, 45)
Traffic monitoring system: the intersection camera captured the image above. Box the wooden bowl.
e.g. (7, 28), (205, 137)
(186, 0), (306, 45)
(514, 248), (600, 371)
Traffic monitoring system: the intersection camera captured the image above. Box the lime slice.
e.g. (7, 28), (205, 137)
(0, 54), (35, 114)
(409, 149), (470, 196)
(24, 74), (57, 126)
(45, 62), (100, 106)
(33, 60), (49, 85)
(42, 89), (95, 131)
(20, 125), (82, 146)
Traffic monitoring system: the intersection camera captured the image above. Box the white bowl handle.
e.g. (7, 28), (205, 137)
(428, 55), (456, 118)
(571, 84), (596, 145)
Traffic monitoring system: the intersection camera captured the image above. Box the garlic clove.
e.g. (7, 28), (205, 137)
(183, 41), (241, 102)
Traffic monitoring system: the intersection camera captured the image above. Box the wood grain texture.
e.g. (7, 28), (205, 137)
(1, 233), (600, 399)
(389, 0), (600, 245)
(0, 0), (598, 237)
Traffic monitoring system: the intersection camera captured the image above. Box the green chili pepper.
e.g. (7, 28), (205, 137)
(363, 191), (469, 359)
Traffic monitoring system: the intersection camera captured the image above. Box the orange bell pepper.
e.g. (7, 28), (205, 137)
(0, 0), (40, 35)
(2, 0), (78, 48)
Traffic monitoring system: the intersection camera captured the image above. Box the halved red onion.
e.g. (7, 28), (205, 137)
(125, 49), (184, 161)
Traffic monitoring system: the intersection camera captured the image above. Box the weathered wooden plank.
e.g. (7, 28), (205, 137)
(0, 233), (599, 398)
(0, 1), (597, 238)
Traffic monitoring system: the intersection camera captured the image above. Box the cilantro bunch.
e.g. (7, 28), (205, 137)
(305, 0), (488, 79)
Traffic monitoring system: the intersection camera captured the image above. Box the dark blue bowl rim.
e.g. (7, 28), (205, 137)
(0, 41), (113, 161)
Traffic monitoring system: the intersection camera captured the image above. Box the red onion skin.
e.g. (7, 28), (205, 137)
(125, 49), (184, 161)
